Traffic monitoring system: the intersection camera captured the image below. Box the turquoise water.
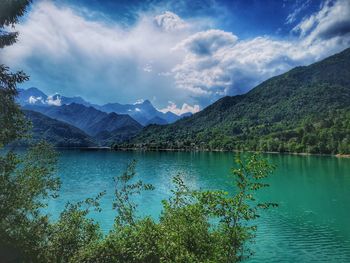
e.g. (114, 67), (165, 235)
(48, 150), (350, 262)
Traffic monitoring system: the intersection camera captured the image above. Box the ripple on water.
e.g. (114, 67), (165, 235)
(49, 150), (350, 262)
(249, 212), (350, 262)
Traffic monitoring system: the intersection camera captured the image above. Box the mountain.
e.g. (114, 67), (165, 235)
(18, 88), (92, 107)
(18, 88), (191, 125)
(22, 110), (96, 147)
(94, 125), (143, 146)
(163, 111), (180, 123)
(146, 116), (168, 125)
(97, 100), (182, 125)
(180, 112), (193, 118)
(17, 87), (47, 105)
(60, 96), (92, 107)
(123, 47), (350, 154)
(88, 112), (143, 136)
(23, 103), (142, 137)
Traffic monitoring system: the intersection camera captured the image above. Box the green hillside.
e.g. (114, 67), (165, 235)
(22, 110), (97, 147)
(120, 47), (350, 154)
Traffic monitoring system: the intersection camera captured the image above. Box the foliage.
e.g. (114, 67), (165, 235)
(24, 103), (143, 146)
(0, 0), (31, 48)
(0, 65), (30, 147)
(113, 160), (154, 227)
(22, 110), (97, 148)
(122, 48), (350, 154)
(44, 194), (104, 263)
(0, 2), (102, 261)
(0, 0), (31, 146)
(0, 142), (60, 262)
(73, 154), (276, 263)
(0, 2), (52, 261)
(0, 0), (32, 147)
(0, 2), (277, 262)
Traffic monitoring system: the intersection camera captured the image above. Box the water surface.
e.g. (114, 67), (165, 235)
(48, 150), (350, 262)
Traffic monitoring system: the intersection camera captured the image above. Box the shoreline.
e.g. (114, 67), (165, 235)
(55, 146), (112, 150)
(335, 154), (350, 158)
(8, 146), (350, 158)
(112, 147), (350, 158)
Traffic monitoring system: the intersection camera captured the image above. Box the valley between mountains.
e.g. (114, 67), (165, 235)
(18, 87), (192, 147)
(19, 47), (350, 154)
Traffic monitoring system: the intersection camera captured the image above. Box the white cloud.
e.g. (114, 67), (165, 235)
(175, 29), (237, 56)
(1, 0), (349, 110)
(142, 63), (153, 72)
(154, 11), (188, 31)
(159, 101), (200, 115)
(29, 94), (62, 106)
(28, 96), (44, 104)
(1, 1), (191, 106)
(171, 0), (350, 97)
(285, 0), (311, 25)
(134, 99), (145, 105)
(293, 0), (350, 43)
(46, 94), (62, 106)
(172, 34), (301, 96)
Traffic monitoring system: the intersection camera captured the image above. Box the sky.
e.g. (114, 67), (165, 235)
(1, 0), (350, 114)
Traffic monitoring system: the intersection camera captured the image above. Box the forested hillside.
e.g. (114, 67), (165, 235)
(121, 48), (350, 154)
(22, 110), (97, 147)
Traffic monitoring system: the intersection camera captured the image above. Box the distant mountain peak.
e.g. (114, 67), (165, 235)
(133, 99), (145, 105)
(27, 87), (43, 92)
(142, 99), (152, 105)
(18, 87), (194, 126)
(108, 112), (120, 118)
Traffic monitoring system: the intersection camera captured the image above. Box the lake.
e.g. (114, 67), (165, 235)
(47, 150), (350, 262)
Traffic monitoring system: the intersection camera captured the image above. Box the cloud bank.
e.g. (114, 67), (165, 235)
(1, 1), (192, 109)
(171, 0), (350, 98)
(1, 0), (350, 113)
(159, 101), (200, 115)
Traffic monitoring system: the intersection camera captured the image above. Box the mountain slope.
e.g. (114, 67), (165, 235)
(146, 116), (168, 125)
(98, 100), (183, 125)
(125, 47), (350, 154)
(18, 88), (93, 107)
(17, 87), (47, 105)
(22, 110), (96, 147)
(88, 112), (143, 136)
(18, 87), (190, 125)
(94, 125), (143, 146)
(23, 103), (142, 137)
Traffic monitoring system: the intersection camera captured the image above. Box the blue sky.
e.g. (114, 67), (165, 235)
(2, 0), (350, 114)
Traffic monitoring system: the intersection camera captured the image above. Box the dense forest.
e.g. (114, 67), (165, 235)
(120, 48), (350, 154)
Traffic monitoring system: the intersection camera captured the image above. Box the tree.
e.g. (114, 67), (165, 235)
(214, 154), (277, 262)
(0, 142), (60, 262)
(0, 2), (278, 262)
(113, 160), (154, 227)
(0, 0), (31, 48)
(44, 195), (104, 262)
(0, 0), (32, 145)
(186, 154), (278, 262)
(0, 1), (60, 261)
(76, 154), (276, 263)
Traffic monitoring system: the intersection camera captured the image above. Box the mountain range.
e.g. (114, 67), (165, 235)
(17, 87), (192, 147)
(121, 47), (350, 154)
(17, 88), (191, 125)
(16, 47), (350, 153)
(23, 103), (142, 136)
(22, 110), (96, 147)
(95, 100), (190, 125)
